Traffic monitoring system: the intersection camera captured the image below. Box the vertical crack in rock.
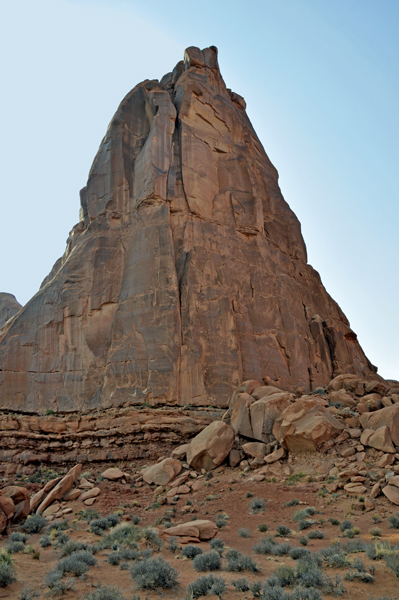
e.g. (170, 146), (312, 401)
(0, 45), (377, 414)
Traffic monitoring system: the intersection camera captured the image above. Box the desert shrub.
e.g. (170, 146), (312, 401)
(253, 536), (277, 555)
(290, 547), (311, 560)
(276, 525), (291, 537)
(131, 515), (141, 525)
(45, 570), (75, 594)
(215, 515), (227, 529)
(193, 551), (222, 572)
(187, 575), (221, 598)
(99, 523), (141, 550)
(209, 538), (225, 555)
(299, 536), (308, 546)
(307, 530), (324, 540)
(226, 550), (259, 573)
(328, 518), (340, 526)
(275, 564), (296, 586)
(258, 523), (269, 532)
(341, 539), (366, 553)
(143, 529), (162, 551)
(39, 535), (52, 548)
(250, 497), (266, 514)
(107, 552), (122, 566)
(46, 519), (70, 533)
(6, 540), (25, 553)
(59, 540), (91, 556)
(166, 536), (179, 553)
(339, 520), (353, 532)
(130, 556), (178, 590)
(54, 532), (69, 547)
(10, 532), (29, 544)
(293, 507), (317, 522)
(238, 527), (251, 538)
(274, 542), (294, 556)
(388, 515), (399, 529)
(369, 527), (382, 537)
(232, 577), (250, 591)
(295, 559), (325, 589)
(22, 514), (47, 534)
(291, 586), (322, 600)
(209, 576), (226, 598)
(365, 543), (378, 560)
(79, 509), (99, 523)
(320, 549), (348, 569)
(344, 570), (374, 583)
(0, 562), (16, 587)
(57, 549), (97, 576)
(285, 499), (300, 507)
(90, 517), (112, 536)
(82, 586), (128, 600)
(384, 552), (399, 577)
(18, 587), (40, 600)
(181, 545), (203, 560)
(298, 519), (317, 531)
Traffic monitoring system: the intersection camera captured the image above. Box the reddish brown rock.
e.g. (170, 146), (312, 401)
(1, 486), (30, 521)
(242, 442), (267, 458)
(161, 519), (218, 541)
(230, 393), (257, 438)
(142, 459), (182, 486)
(360, 404), (399, 446)
(0, 293), (22, 329)
(101, 468), (124, 480)
(366, 426), (395, 453)
(249, 391), (293, 443)
(80, 487), (100, 501)
(264, 447), (286, 463)
(273, 398), (344, 452)
(187, 421), (234, 471)
(382, 485), (399, 505)
(36, 464), (81, 514)
(30, 477), (62, 512)
(0, 46), (375, 414)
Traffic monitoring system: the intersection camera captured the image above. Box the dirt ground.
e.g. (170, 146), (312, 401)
(2, 458), (399, 599)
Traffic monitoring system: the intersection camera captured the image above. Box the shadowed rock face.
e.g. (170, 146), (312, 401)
(0, 294), (22, 329)
(0, 46), (376, 414)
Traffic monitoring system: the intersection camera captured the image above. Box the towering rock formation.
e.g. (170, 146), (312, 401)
(0, 46), (376, 414)
(0, 294), (22, 330)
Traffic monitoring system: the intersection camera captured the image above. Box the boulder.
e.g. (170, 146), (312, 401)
(382, 485), (399, 505)
(80, 487), (100, 501)
(273, 398), (344, 452)
(242, 442), (267, 458)
(388, 475), (399, 488)
(0, 495), (15, 533)
(264, 447), (286, 463)
(344, 482), (367, 495)
(251, 385), (283, 401)
(230, 393), (256, 438)
(365, 426), (395, 453)
(327, 374), (363, 394)
(161, 519), (218, 541)
(1, 486), (30, 521)
(359, 393), (382, 411)
(359, 404), (399, 446)
(171, 444), (190, 460)
(329, 391), (357, 408)
(186, 421), (234, 471)
(360, 429), (374, 446)
(142, 458), (182, 485)
(365, 380), (390, 396)
(228, 449), (241, 467)
(101, 467), (124, 480)
(36, 464), (82, 514)
(30, 477), (62, 512)
(249, 391), (293, 443)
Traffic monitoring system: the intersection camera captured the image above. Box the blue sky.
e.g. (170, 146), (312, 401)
(1, 0), (398, 379)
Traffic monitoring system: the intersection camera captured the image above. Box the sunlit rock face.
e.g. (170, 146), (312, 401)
(0, 46), (376, 414)
(0, 294), (22, 329)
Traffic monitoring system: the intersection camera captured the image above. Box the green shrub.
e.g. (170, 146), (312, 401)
(276, 525), (291, 537)
(18, 587), (40, 600)
(274, 542), (294, 556)
(285, 498), (300, 507)
(298, 519), (317, 530)
(384, 552), (399, 578)
(6, 541), (25, 553)
(57, 549), (98, 576)
(293, 507), (317, 522)
(388, 515), (399, 529)
(290, 547), (311, 560)
(130, 556), (179, 590)
(209, 538), (225, 555)
(328, 518), (340, 526)
(307, 530), (324, 540)
(22, 514), (47, 534)
(193, 551), (222, 572)
(274, 564), (296, 586)
(299, 536), (308, 546)
(82, 586), (128, 600)
(249, 497), (266, 514)
(258, 523), (269, 533)
(0, 562), (16, 587)
(46, 519), (70, 533)
(339, 520), (353, 532)
(166, 536), (179, 553)
(226, 550), (259, 573)
(45, 570), (75, 594)
(231, 577), (250, 591)
(181, 545), (203, 560)
(253, 536), (277, 555)
(238, 527), (251, 538)
(187, 574), (224, 598)
(9, 532), (29, 544)
(369, 527), (382, 537)
(143, 529), (162, 551)
(215, 515), (227, 529)
(39, 535), (52, 548)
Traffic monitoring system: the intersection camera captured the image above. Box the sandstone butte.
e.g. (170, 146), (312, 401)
(0, 46), (379, 415)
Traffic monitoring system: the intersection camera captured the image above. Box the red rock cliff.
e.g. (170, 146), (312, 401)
(0, 46), (376, 413)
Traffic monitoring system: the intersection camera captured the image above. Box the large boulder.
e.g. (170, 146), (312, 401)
(1, 486), (30, 522)
(273, 398), (344, 452)
(187, 421), (234, 471)
(249, 391), (293, 442)
(359, 404), (399, 446)
(161, 519), (218, 542)
(142, 458), (182, 486)
(363, 426), (395, 453)
(327, 374), (363, 394)
(382, 485), (399, 506)
(230, 393), (256, 438)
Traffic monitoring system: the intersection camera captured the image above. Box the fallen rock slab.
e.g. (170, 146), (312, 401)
(1, 486), (30, 521)
(80, 487), (100, 501)
(142, 458), (182, 486)
(249, 392), (293, 443)
(187, 421), (234, 471)
(382, 485), (399, 505)
(344, 483), (367, 495)
(242, 442), (267, 458)
(273, 398), (344, 452)
(161, 519), (218, 541)
(264, 447), (286, 463)
(366, 426), (395, 453)
(359, 404), (399, 446)
(36, 464), (82, 514)
(30, 477), (62, 512)
(101, 468), (124, 480)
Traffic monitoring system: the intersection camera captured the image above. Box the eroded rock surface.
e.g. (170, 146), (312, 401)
(0, 46), (376, 413)
(0, 293), (22, 329)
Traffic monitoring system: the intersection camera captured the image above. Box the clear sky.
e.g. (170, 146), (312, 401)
(1, 0), (398, 380)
